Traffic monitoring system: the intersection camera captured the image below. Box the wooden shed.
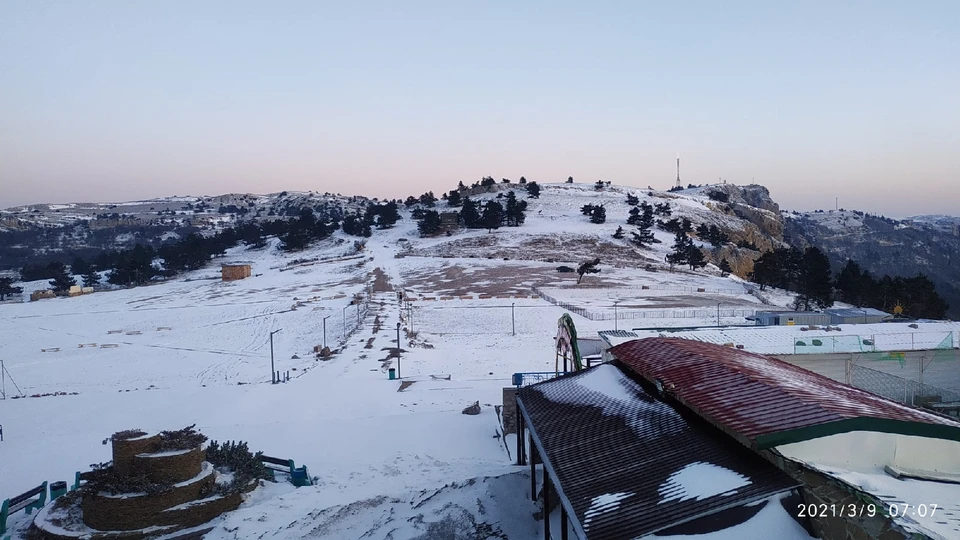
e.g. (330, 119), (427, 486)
(30, 289), (56, 301)
(221, 264), (252, 281)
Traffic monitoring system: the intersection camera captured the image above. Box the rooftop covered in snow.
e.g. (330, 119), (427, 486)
(610, 338), (960, 449)
(516, 364), (802, 539)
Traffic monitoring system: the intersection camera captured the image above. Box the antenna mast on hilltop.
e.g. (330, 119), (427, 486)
(676, 154), (681, 189)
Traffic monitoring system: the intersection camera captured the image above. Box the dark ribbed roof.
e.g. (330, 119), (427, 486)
(517, 364), (798, 539)
(610, 338), (960, 448)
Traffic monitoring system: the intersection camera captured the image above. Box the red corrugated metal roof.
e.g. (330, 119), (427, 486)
(610, 338), (960, 449)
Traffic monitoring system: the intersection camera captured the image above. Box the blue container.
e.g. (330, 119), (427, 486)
(388, 368), (396, 380)
(512, 373), (523, 387)
(50, 481), (67, 500)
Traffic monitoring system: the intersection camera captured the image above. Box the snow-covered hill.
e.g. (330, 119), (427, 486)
(0, 184), (808, 538)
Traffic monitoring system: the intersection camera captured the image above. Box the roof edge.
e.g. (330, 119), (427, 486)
(756, 417), (960, 449)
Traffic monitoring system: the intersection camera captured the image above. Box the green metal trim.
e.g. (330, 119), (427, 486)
(756, 417), (960, 449)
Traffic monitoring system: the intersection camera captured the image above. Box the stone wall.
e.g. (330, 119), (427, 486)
(81, 465), (214, 531)
(112, 434), (161, 476)
(135, 447), (203, 484)
(159, 491), (243, 529)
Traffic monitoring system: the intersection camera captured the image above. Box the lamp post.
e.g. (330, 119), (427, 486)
(512, 303), (516, 336)
(396, 322), (402, 379)
(717, 303), (721, 327)
(614, 301), (620, 331)
(322, 315), (331, 350)
(269, 329), (282, 384)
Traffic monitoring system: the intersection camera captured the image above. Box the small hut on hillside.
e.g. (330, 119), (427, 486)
(221, 264), (252, 281)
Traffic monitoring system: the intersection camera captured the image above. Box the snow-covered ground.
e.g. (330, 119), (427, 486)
(0, 183), (921, 538)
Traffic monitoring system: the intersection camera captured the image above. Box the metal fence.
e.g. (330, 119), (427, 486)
(530, 286), (758, 321)
(793, 331), (956, 355)
(542, 284), (746, 295)
(407, 304), (550, 335)
(850, 364), (960, 407)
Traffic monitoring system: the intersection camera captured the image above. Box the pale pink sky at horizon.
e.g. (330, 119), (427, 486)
(2, 1), (958, 217)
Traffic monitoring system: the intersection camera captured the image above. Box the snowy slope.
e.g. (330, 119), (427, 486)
(0, 184), (810, 539)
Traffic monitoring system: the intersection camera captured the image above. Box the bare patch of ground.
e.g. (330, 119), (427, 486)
(371, 268), (392, 292)
(404, 233), (658, 268)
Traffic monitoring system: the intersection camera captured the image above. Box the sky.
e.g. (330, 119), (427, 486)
(1, 1), (958, 217)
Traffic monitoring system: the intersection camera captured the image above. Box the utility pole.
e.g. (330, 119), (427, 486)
(1, 359), (5, 400)
(396, 322), (402, 379)
(322, 315), (331, 350)
(512, 303), (516, 336)
(342, 305), (347, 341)
(269, 329), (282, 384)
(614, 301), (619, 331)
(717, 303), (721, 327)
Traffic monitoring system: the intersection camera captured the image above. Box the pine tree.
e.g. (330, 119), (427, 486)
(581, 204), (595, 216)
(417, 210), (442, 237)
(696, 223), (710, 238)
(481, 200), (504, 231)
(638, 204), (655, 230)
(576, 258), (601, 284)
(376, 201), (401, 229)
(566, 176), (574, 183)
(654, 202), (672, 217)
(81, 269), (100, 288)
(630, 228), (656, 247)
(794, 247), (834, 310)
(708, 225), (728, 247)
(525, 182), (541, 198)
(48, 262), (76, 293)
(718, 258), (733, 277)
(627, 207), (641, 226)
(504, 191), (526, 226)
(404, 196), (418, 208)
(519, 176), (527, 184)
(594, 180), (605, 191)
(419, 192), (437, 207)
(835, 259), (863, 306)
(0, 277), (23, 300)
(447, 190), (462, 207)
(665, 232), (691, 270)
(626, 194), (639, 206)
(612, 226), (625, 239)
(460, 197), (481, 228)
(590, 205), (606, 224)
(687, 246), (707, 270)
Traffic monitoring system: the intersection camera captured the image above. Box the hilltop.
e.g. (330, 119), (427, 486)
(1, 180), (955, 318)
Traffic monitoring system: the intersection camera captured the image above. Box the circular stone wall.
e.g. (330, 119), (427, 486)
(81, 463), (214, 531)
(134, 447), (203, 484)
(111, 434), (160, 476)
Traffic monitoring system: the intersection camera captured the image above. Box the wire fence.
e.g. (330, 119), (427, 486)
(407, 304), (551, 335)
(850, 364), (960, 407)
(530, 286), (758, 321)
(541, 284), (746, 295)
(793, 331), (956, 355)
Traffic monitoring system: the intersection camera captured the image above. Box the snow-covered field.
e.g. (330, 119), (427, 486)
(0, 183), (870, 538)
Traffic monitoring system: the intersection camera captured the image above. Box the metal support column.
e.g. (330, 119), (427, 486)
(543, 471), (551, 540)
(530, 436), (537, 502)
(561, 503), (569, 540)
(518, 412), (526, 466)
